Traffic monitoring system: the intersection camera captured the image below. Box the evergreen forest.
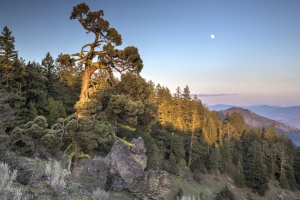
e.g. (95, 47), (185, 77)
(1, 3), (300, 200)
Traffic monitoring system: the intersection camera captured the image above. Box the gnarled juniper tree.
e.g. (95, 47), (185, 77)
(54, 3), (155, 172)
(57, 3), (143, 118)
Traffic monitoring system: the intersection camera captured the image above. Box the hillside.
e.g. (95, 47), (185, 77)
(219, 107), (300, 145)
(209, 105), (300, 129)
(245, 105), (300, 129)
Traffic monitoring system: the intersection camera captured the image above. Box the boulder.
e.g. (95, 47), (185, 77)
(105, 137), (171, 199)
(105, 137), (147, 185)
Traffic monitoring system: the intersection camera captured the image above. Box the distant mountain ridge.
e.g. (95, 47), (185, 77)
(243, 105), (300, 129)
(217, 107), (300, 146)
(209, 104), (300, 129)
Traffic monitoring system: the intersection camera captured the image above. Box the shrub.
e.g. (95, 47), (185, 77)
(0, 162), (24, 200)
(0, 162), (17, 193)
(45, 160), (70, 194)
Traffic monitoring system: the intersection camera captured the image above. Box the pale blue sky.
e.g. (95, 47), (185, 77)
(1, 0), (299, 106)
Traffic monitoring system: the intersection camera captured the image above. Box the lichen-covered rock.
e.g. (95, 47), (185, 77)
(105, 137), (171, 199)
(105, 137), (147, 185)
(129, 170), (171, 200)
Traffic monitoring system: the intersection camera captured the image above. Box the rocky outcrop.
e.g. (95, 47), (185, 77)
(105, 137), (147, 184)
(129, 170), (171, 200)
(105, 137), (171, 199)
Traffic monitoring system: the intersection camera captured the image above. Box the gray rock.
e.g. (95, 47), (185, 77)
(105, 137), (171, 199)
(105, 137), (147, 184)
(129, 170), (171, 200)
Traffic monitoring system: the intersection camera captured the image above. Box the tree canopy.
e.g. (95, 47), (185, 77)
(57, 3), (143, 117)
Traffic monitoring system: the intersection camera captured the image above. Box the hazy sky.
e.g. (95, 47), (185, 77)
(1, 0), (299, 106)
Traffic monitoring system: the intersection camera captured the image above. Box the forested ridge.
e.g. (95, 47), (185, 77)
(1, 3), (300, 199)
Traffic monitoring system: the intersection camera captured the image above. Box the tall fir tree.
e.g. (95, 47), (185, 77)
(24, 61), (48, 118)
(0, 26), (18, 67)
(294, 147), (300, 189)
(234, 159), (245, 187)
(41, 52), (58, 99)
(0, 26), (26, 130)
(243, 139), (269, 196)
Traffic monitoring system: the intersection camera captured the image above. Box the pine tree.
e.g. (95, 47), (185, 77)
(143, 132), (161, 170)
(47, 98), (67, 126)
(209, 145), (221, 174)
(0, 92), (14, 134)
(277, 143), (289, 188)
(225, 111), (245, 137)
(24, 61), (48, 117)
(220, 141), (232, 173)
(0, 26), (18, 67)
(41, 52), (58, 99)
(0, 26), (26, 130)
(156, 85), (173, 126)
(234, 160), (245, 187)
(243, 140), (269, 196)
(171, 133), (186, 166)
(187, 99), (202, 168)
(294, 147), (300, 189)
(0, 26), (19, 90)
(181, 85), (191, 100)
(174, 86), (181, 98)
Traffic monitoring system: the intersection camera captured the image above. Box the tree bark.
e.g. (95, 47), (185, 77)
(79, 66), (97, 103)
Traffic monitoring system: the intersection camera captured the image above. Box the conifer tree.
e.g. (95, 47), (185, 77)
(47, 97), (67, 125)
(174, 86), (181, 98)
(60, 72), (157, 171)
(277, 143), (289, 188)
(0, 26), (26, 129)
(0, 26), (18, 68)
(181, 85), (191, 100)
(243, 140), (269, 195)
(57, 3), (143, 118)
(187, 99), (202, 168)
(294, 147), (300, 189)
(0, 26), (18, 89)
(220, 141), (232, 173)
(234, 159), (245, 187)
(24, 61), (48, 117)
(156, 85), (173, 126)
(142, 132), (161, 170)
(172, 133), (185, 165)
(0, 92), (14, 134)
(10, 116), (62, 156)
(225, 111), (245, 137)
(210, 145), (221, 174)
(41, 52), (58, 99)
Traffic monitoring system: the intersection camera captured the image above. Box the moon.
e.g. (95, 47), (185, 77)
(210, 34), (215, 39)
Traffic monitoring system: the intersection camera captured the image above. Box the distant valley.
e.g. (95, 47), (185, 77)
(211, 106), (300, 146)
